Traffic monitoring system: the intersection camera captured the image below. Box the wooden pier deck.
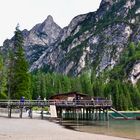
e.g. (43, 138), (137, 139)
(0, 99), (112, 120)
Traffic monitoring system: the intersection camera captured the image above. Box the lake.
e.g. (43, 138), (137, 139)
(61, 119), (140, 139)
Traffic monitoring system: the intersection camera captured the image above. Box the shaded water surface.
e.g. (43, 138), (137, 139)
(61, 120), (140, 139)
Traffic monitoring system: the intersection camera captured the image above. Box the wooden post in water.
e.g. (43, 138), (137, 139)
(92, 108), (95, 120)
(82, 108), (85, 120)
(102, 109), (105, 121)
(68, 109), (70, 119)
(89, 109), (91, 120)
(95, 108), (98, 120)
(106, 109), (109, 121)
(99, 109), (101, 120)
(86, 109), (88, 120)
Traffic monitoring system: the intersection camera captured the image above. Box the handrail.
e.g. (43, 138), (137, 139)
(0, 99), (112, 107)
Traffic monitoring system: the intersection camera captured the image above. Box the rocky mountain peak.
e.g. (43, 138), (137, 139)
(44, 15), (54, 23)
(23, 14), (62, 46)
(38, 15), (62, 37)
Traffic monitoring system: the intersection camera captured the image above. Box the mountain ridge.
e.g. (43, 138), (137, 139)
(2, 0), (140, 84)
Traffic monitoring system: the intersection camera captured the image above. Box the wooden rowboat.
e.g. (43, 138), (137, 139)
(136, 116), (140, 120)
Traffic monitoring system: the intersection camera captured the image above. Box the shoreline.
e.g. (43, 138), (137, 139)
(63, 125), (135, 140)
(0, 113), (134, 140)
(60, 120), (137, 140)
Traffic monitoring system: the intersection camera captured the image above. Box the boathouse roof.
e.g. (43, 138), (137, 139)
(49, 92), (88, 100)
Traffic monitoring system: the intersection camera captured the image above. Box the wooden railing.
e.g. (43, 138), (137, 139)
(0, 99), (112, 107)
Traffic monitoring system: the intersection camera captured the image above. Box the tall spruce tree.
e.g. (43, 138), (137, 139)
(0, 55), (7, 99)
(8, 25), (30, 99)
(80, 72), (93, 96)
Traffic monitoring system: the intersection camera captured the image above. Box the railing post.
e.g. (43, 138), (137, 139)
(28, 108), (32, 118)
(41, 107), (44, 119)
(19, 107), (23, 118)
(8, 106), (12, 118)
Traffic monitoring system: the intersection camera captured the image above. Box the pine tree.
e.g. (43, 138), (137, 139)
(40, 72), (47, 98)
(45, 73), (55, 99)
(122, 83), (133, 110)
(52, 73), (62, 94)
(60, 75), (71, 93)
(131, 86), (140, 110)
(80, 72), (93, 96)
(0, 55), (7, 99)
(70, 77), (82, 93)
(8, 26), (30, 99)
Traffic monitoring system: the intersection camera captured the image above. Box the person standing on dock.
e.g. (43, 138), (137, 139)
(43, 97), (46, 105)
(44, 97), (46, 101)
(20, 96), (25, 106)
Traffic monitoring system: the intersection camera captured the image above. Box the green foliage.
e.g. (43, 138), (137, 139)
(80, 72), (93, 96)
(0, 55), (7, 99)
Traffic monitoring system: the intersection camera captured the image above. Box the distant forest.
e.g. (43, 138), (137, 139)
(0, 28), (140, 111)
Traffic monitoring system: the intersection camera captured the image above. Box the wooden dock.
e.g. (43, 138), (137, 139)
(0, 99), (112, 120)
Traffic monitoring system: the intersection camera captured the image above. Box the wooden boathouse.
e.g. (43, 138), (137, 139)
(50, 92), (112, 120)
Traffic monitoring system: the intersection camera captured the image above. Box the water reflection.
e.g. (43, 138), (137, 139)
(61, 120), (140, 139)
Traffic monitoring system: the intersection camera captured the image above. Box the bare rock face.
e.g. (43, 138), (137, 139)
(61, 14), (87, 41)
(100, 0), (116, 7)
(129, 61), (140, 84)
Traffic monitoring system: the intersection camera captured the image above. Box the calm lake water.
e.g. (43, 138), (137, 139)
(61, 120), (140, 139)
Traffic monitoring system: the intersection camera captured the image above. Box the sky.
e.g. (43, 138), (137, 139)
(0, 0), (101, 46)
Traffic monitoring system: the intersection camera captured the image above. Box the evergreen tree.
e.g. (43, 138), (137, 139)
(80, 72), (93, 96)
(61, 75), (71, 92)
(8, 26), (30, 99)
(52, 73), (62, 94)
(122, 83), (133, 110)
(45, 73), (56, 99)
(0, 55), (7, 99)
(70, 77), (82, 93)
(131, 86), (140, 110)
(40, 72), (47, 98)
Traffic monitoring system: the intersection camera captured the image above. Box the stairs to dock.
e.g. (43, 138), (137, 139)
(110, 108), (128, 120)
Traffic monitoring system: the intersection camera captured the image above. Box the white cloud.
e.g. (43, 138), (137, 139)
(0, 0), (101, 45)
